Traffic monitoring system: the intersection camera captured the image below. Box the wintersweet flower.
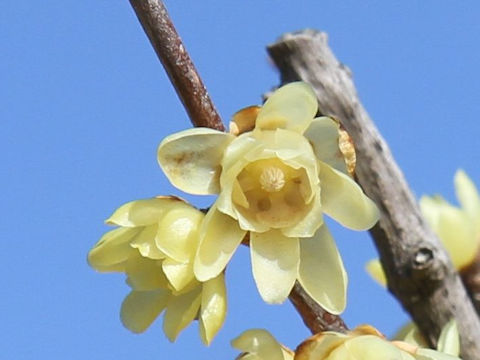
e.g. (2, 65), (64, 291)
(158, 82), (379, 312)
(295, 325), (462, 360)
(88, 197), (226, 345)
(367, 170), (480, 286)
(231, 329), (294, 360)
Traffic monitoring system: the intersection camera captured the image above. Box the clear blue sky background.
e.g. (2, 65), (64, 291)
(2, 1), (480, 359)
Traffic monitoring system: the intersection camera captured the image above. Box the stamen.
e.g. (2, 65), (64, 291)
(259, 166), (285, 192)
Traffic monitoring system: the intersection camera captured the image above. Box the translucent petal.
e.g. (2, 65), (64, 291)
(162, 258), (195, 292)
(255, 82), (318, 134)
(319, 161), (379, 230)
(163, 285), (202, 342)
(130, 225), (166, 260)
(304, 117), (349, 174)
(156, 207), (203, 263)
(106, 197), (184, 227)
(365, 259), (387, 287)
(231, 329), (285, 360)
(120, 289), (170, 333)
(194, 206), (246, 281)
(437, 320), (460, 356)
(415, 348), (461, 360)
(199, 273), (227, 345)
(394, 323), (428, 348)
(125, 251), (169, 291)
(157, 128), (234, 195)
(88, 227), (140, 272)
(250, 231), (299, 304)
(455, 169), (480, 234)
(340, 335), (405, 360)
(229, 106), (261, 135)
(298, 226), (347, 314)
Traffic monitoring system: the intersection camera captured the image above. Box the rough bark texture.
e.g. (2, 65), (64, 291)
(129, 0), (224, 130)
(128, 2), (346, 335)
(268, 29), (480, 359)
(460, 249), (480, 314)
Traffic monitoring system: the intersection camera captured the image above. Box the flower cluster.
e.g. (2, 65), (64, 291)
(88, 197), (226, 344)
(367, 170), (480, 285)
(232, 324), (462, 360)
(158, 82), (378, 312)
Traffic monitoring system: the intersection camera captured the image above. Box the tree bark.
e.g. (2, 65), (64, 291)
(268, 29), (480, 359)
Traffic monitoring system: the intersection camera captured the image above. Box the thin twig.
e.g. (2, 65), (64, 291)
(268, 29), (480, 359)
(129, 0), (224, 130)
(128, 1), (346, 335)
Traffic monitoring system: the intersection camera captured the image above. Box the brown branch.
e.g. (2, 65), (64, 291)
(460, 249), (480, 313)
(128, 2), (346, 336)
(267, 29), (480, 359)
(128, 0), (224, 130)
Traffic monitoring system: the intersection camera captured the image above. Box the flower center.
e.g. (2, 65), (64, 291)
(259, 166), (285, 192)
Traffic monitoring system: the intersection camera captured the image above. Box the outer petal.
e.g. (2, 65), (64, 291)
(194, 206), (246, 281)
(88, 227), (140, 272)
(437, 320), (460, 357)
(319, 161), (379, 230)
(162, 258), (195, 292)
(231, 329), (286, 360)
(454, 169), (480, 234)
(125, 251), (169, 291)
(365, 259), (387, 287)
(106, 197), (184, 227)
(298, 226), (347, 314)
(157, 128), (234, 195)
(415, 349), (461, 360)
(295, 332), (349, 360)
(163, 285), (202, 342)
(304, 117), (349, 174)
(340, 336), (407, 360)
(255, 82), (318, 134)
(250, 231), (299, 304)
(120, 289), (170, 333)
(420, 196), (477, 269)
(155, 207), (203, 262)
(199, 273), (227, 345)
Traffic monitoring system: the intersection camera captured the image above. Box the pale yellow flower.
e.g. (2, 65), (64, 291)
(295, 325), (462, 360)
(231, 329), (294, 360)
(88, 197), (227, 345)
(367, 170), (480, 286)
(158, 82), (379, 312)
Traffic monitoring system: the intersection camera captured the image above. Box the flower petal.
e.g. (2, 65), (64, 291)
(106, 197), (184, 227)
(155, 206), (203, 263)
(125, 251), (169, 291)
(199, 273), (227, 345)
(415, 348), (461, 360)
(88, 227), (140, 272)
(162, 258), (195, 292)
(281, 191), (323, 238)
(157, 128), (234, 195)
(194, 206), (246, 281)
(130, 225), (166, 260)
(120, 289), (170, 333)
(365, 259), (387, 287)
(298, 226), (347, 314)
(229, 106), (261, 135)
(437, 320), (460, 356)
(420, 195), (477, 269)
(163, 285), (202, 342)
(255, 82), (318, 134)
(250, 231), (299, 304)
(319, 161), (379, 230)
(231, 329), (286, 360)
(455, 169), (480, 234)
(304, 117), (349, 174)
(295, 332), (349, 360)
(341, 335), (406, 360)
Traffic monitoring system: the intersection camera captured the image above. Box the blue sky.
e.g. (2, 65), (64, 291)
(2, 1), (480, 359)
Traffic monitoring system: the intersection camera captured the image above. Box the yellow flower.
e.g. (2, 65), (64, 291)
(367, 170), (480, 286)
(231, 329), (294, 360)
(158, 82), (379, 312)
(295, 325), (462, 360)
(88, 197), (227, 345)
